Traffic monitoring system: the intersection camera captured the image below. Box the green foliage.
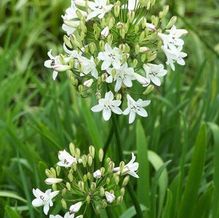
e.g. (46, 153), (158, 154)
(0, 0), (218, 217)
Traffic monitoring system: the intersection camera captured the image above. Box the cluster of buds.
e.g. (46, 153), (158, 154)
(32, 143), (139, 217)
(45, 0), (187, 123)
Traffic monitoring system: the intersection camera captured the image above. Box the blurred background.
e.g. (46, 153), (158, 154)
(0, 0), (219, 217)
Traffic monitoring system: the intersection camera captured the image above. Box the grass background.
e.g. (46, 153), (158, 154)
(0, 0), (219, 217)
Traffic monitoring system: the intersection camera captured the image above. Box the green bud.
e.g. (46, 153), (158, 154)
(147, 52), (157, 62)
(122, 176), (130, 186)
(86, 195), (91, 204)
(135, 44), (140, 54)
(75, 148), (81, 158)
(106, 178), (110, 184)
(50, 168), (56, 177)
(119, 28), (126, 39)
(61, 198), (67, 209)
(87, 172), (92, 180)
(108, 17), (115, 29)
(141, 53), (147, 62)
(89, 42), (97, 54)
(141, 17), (147, 29)
(117, 196), (123, 204)
(119, 161), (125, 174)
(120, 188), (125, 196)
(68, 172), (73, 182)
(56, 166), (61, 176)
(107, 34), (113, 45)
(132, 59), (138, 68)
(45, 169), (51, 178)
(78, 181), (85, 191)
(82, 155), (87, 167)
(100, 187), (105, 196)
(143, 84), (154, 95)
(100, 167), (105, 175)
(159, 5), (169, 18)
(52, 184), (57, 191)
(99, 148), (104, 162)
(69, 142), (76, 156)
(99, 40), (105, 50)
(66, 182), (71, 191)
(114, 1), (120, 17)
(89, 145), (95, 158)
(101, 200), (108, 208)
(91, 182), (96, 191)
(128, 11), (135, 23)
(64, 35), (72, 49)
(166, 16), (177, 29)
(116, 93), (122, 101)
(87, 154), (93, 166)
(108, 161), (115, 172)
(114, 174), (120, 185)
(83, 174), (88, 182)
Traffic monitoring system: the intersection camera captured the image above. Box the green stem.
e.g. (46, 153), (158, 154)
(103, 123), (114, 161)
(111, 115), (144, 218)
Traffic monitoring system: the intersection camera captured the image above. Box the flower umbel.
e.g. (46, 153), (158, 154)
(32, 143), (138, 216)
(44, 0), (188, 123)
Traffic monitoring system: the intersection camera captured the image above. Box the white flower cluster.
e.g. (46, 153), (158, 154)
(44, 0), (187, 123)
(32, 143), (139, 216)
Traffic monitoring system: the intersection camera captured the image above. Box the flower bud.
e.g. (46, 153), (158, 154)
(99, 149), (104, 162)
(66, 182), (71, 191)
(87, 154), (93, 166)
(100, 187), (105, 196)
(120, 188), (125, 196)
(114, 1), (120, 17)
(166, 16), (177, 29)
(63, 36), (72, 49)
(89, 145), (95, 158)
(69, 142), (76, 156)
(122, 176), (130, 186)
(61, 198), (67, 209)
(45, 178), (63, 185)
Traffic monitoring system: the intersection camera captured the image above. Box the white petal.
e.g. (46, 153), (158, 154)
(103, 108), (111, 121)
(32, 199), (43, 207)
(43, 204), (50, 215)
(91, 104), (103, 112)
(129, 111), (136, 124)
(52, 71), (58, 80)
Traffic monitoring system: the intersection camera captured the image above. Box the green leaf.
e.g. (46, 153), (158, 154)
(136, 120), (150, 209)
(178, 124), (207, 218)
(120, 205), (146, 218)
(0, 191), (27, 203)
(208, 123), (219, 218)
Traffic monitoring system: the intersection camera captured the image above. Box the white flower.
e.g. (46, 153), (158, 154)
(91, 91), (122, 121)
(32, 189), (59, 215)
(101, 26), (110, 38)
(57, 150), (77, 168)
(159, 25), (188, 51)
(83, 79), (94, 87)
(162, 46), (187, 71)
(143, 63), (167, 86)
(146, 23), (156, 31)
(98, 44), (122, 71)
(87, 0), (113, 20)
(44, 50), (71, 80)
(133, 73), (150, 87)
(70, 202), (83, 214)
(79, 56), (98, 79)
(114, 153), (139, 178)
(123, 95), (151, 124)
(105, 191), (115, 203)
(128, 0), (138, 11)
(62, 1), (80, 35)
(106, 63), (135, 92)
(50, 215), (63, 218)
(93, 169), (102, 179)
(45, 178), (63, 185)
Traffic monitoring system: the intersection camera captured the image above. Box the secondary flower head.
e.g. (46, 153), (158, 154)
(91, 91), (122, 121)
(32, 189), (59, 215)
(32, 143), (137, 217)
(44, 0), (187, 123)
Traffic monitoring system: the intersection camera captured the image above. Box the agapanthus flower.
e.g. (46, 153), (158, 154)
(44, 0), (187, 123)
(33, 144), (138, 216)
(32, 189), (59, 215)
(91, 91), (122, 121)
(57, 150), (77, 168)
(143, 63), (167, 86)
(123, 95), (151, 124)
(114, 153), (139, 178)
